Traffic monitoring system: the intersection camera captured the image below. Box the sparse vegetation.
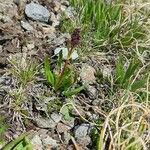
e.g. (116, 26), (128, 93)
(8, 54), (39, 87)
(62, 0), (149, 54)
(0, 0), (149, 149)
(97, 95), (150, 150)
(61, 0), (150, 149)
(114, 57), (149, 92)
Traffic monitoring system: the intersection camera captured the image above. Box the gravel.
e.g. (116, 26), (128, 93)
(31, 132), (58, 149)
(87, 85), (97, 99)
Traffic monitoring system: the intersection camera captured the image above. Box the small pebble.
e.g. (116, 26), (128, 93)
(74, 123), (91, 138)
(21, 21), (34, 31)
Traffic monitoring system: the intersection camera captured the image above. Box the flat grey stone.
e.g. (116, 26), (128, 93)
(21, 21), (34, 31)
(63, 132), (71, 144)
(87, 85), (97, 99)
(42, 136), (58, 148)
(35, 113), (62, 128)
(65, 6), (75, 19)
(31, 135), (43, 150)
(74, 124), (92, 147)
(25, 2), (50, 22)
(77, 136), (91, 147)
(74, 123), (91, 138)
(51, 112), (62, 123)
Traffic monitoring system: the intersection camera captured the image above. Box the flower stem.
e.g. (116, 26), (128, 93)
(54, 58), (69, 91)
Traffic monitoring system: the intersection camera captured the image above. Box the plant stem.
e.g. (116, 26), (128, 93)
(54, 46), (74, 91)
(54, 59), (69, 91)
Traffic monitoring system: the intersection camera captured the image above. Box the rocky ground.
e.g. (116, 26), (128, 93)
(0, 0), (149, 150)
(0, 0), (106, 149)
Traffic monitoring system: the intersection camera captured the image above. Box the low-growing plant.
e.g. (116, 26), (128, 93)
(60, 99), (75, 121)
(115, 57), (148, 92)
(8, 54), (39, 87)
(96, 57), (148, 94)
(47, 98), (63, 112)
(9, 87), (24, 105)
(8, 87), (31, 119)
(44, 29), (84, 97)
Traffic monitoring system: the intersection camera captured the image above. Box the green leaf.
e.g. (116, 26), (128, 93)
(44, 56), (55, 86)
(13, 137), (32, 150)
(63, 86), (85, 97)
(122, 60), (139, 85)
(3, 132), (31, 150)
(0, 117), (8, 144)
(55, 67), (73, 91)
(13, 140), (24, 150)
(60, 105), (73, 121)
(131, 78), (147, 91)
(61, 75), (73, 91)
(115, 57), (125, 84)
(22, 138), (32, 150)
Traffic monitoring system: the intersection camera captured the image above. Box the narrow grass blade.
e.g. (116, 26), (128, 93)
(44, 56), (55, 86)
(122, 60), (139, 85)
(131, 78), (147, 91)
(63, 86), (85, 97)
(115, 57), (125, 84)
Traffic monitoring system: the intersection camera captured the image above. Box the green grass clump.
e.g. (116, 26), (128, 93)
(6, 55), (39, 117)
(8, 54), (39, 87)
(96, 56), (149, 99)
(9, 87), (26, 110)
(114, 57), (148, 92)
(62, 0), (148, 51)
(94, 54), (150, 149)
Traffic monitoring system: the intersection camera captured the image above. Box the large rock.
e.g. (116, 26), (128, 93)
(25, 2), (50, 22)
